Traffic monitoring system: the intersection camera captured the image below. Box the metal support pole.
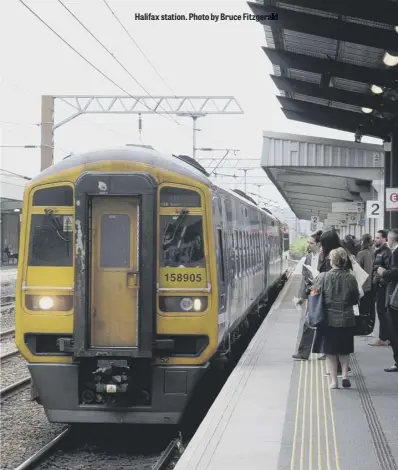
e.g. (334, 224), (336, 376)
(192, 116), (198, 159)
(243, 169), (248, 194)
(138, 113), (142, 143)
(41, 96), (54, 171)
(390, 132), (398, 229)
(384, 145), (391, 229)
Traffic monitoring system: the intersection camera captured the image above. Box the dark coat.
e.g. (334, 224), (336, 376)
(314, 268), (360, 328)
(373, 244), (392, 287)
(381, 247), (398, 309)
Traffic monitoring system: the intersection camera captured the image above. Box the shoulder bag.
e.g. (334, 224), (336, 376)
(306, 274), (327, 328)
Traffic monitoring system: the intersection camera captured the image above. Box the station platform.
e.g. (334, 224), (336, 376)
(175, 269), (398, 470)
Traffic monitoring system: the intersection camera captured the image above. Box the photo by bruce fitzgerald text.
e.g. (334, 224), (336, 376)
(134, 13), (279, 22)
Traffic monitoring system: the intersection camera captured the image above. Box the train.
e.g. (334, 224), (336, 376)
(15, 146), (289, 424)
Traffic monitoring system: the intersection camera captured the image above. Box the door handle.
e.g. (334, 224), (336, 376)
(127, 271), (140, 288)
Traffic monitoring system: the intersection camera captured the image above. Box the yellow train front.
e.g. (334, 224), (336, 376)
(15, 147), (288, 424)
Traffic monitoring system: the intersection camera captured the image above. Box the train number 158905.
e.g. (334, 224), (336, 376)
(165, 273), (203, 283)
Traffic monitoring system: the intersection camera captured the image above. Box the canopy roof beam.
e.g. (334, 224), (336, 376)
(264, 48), (398, 90)
(259, 0), (398, 29)
(249, 2), (398, 52)
(272, 76), (397, 116)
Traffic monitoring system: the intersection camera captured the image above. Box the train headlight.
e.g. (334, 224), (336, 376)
(39, 296), (54, 310)
(180, 298), (194, 311)
(193, 298), (202, 311)
(25, 295), (73, 311)
(159, 296), (208, 313)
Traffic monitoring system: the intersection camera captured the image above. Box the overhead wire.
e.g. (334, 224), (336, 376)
(0, 168), (32, 180)
(17, 0), (187, 130)
(101, 0), (196, 117)
(55, 0), (186, 127)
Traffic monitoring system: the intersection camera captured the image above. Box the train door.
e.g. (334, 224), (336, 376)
(90, 197), (139, 348)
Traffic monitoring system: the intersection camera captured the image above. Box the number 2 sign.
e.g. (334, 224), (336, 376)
(366, 200), (383, 219)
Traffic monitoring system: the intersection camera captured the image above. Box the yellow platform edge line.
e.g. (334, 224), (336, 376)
(300, 359), (309, 470)
(290, 360), (304, 470)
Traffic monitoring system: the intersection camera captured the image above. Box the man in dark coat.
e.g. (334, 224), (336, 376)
(378, 229), (398, 372)
(369, 230), (391, 346)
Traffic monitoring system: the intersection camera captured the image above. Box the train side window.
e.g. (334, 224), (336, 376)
(230, 232), (236, 278)
(234, 230), (240, 276)
(33, 186), (73, 206)
(239, 231), (244, 273)
(217, 229), (225, 283)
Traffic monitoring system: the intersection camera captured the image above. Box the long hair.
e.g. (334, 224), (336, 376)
(343, 235), (359, 256)
(320, 230), (341, 258)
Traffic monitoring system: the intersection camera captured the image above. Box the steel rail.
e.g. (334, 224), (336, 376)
(0, 328), (15, 340)
(13, 428), (71, 470)
(1, 349), (20, 361)
(152, 438), (180, 470)
(0, 376), (30, 399)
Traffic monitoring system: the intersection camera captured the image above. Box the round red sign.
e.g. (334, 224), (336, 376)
(390, 192), (398, 203)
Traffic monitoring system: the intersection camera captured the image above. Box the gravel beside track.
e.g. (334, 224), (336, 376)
(33, 426), (173, 470)
(1, 388), (67, 469)
(1, 305), (15, 332)
(1, 354), (29, 389)
(0, 336), (17, 355)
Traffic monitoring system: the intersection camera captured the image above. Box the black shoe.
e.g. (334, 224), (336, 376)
(292, 354), (308, 361)
(342, 378), (351, 388)
(384, 365), (398, 372)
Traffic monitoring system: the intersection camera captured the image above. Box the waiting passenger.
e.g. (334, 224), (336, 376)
(356, 234), (375, 322)
(313, 230), (353, 375)
(377, 229), (398, 372)
(369, 230), (391, 347)
(313, 247), (359, 389)
(292, 231), (322, 361)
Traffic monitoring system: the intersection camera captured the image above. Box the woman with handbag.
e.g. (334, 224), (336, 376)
(312, 248), (360, 389)
(312, 230), (354, 376)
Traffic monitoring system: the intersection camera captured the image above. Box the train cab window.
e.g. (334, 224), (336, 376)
(28, 214), (73, 266)
(160, 215), (205, 267)
(160, 187), (201, 207)
(33, 186), (73, 206)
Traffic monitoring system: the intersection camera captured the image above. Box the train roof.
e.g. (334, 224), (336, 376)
(31, 146), (280, 222)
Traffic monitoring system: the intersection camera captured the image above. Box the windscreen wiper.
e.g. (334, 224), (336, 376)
(44, 208), (70, 242)
(162, 209), (188, 247)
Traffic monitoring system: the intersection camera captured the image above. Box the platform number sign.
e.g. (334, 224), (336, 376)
(310, 216), (319, 224)
(366, 200), (383, 219)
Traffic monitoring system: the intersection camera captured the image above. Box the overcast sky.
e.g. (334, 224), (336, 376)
(0, 0), (382, 216)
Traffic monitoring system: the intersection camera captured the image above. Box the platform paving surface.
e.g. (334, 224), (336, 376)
(176, 272), (398, 470)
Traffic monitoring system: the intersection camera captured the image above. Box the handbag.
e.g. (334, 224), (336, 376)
(354, 292), (375, 336)
(306, 274), (327, 328)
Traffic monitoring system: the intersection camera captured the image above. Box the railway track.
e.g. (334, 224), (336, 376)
(1, 349), (20, 361)
(0, 376), (31, 399)
(13, 427), (182, 470)
(0, 327), (15, 341)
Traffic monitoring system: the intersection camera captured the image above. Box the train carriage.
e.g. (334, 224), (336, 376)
(15, 147), (289, 424)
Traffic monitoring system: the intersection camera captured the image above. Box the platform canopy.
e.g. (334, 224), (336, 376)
(248, 0), (398, 141)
